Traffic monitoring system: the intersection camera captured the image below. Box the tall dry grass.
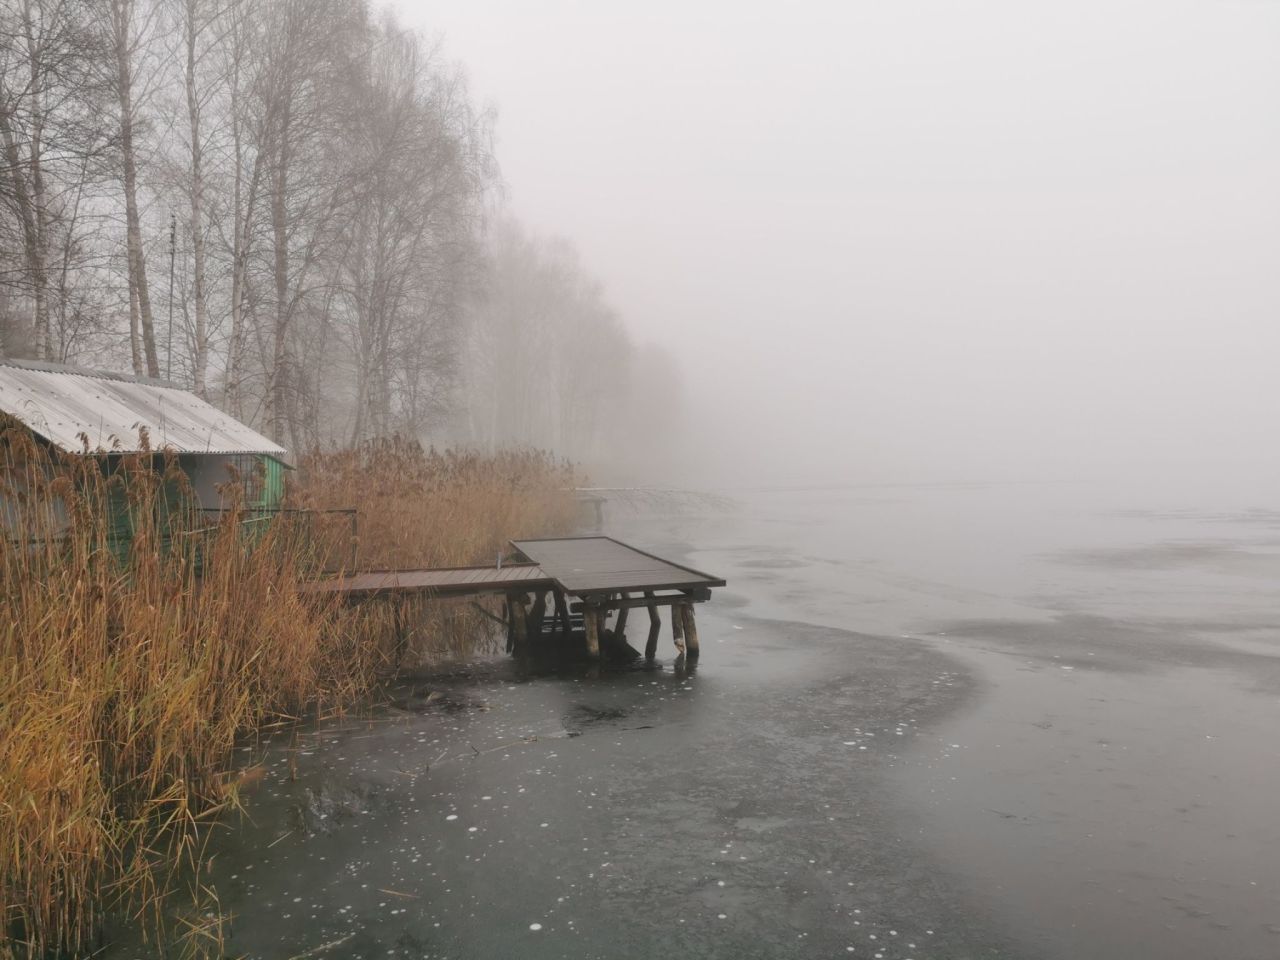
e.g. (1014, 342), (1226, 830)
(294, 438), (578, 569)
(293, 441), (580, 663)
(0, 430), (576, 957)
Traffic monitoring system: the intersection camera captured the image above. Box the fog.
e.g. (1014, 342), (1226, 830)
(397, 0), (1280, 490)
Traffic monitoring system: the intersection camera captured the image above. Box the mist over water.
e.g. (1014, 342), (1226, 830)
(401, 0), (1280, 489)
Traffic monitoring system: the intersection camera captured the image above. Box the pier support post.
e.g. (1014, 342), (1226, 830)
(681, 604), (700, 659)
(584, 603), (601, 658)
(614, 593), (630, 640)
(507, 592), (528, 656)
(671, 599), (685, 654)
(644, 592), (660, 660)
(553, 590), (571, 638)
(527, 590), (548, 645)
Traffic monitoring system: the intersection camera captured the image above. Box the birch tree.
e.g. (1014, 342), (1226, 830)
(333, 18), (490, 444)
(0, 0), (644, 459)
(0, 0), (106, 360)
(102, 0), (161, 375)
(177, 0), (209, 395)
(460, 220), (639, 462)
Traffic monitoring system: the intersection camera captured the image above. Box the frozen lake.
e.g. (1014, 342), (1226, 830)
(143, 481), (1280, 959)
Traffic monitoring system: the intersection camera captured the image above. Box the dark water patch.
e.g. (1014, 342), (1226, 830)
(1106, 506), (1280, 528)
(387, 686), (490, 715)
(1046, 538), (1280, 577)
(736, 555), (810, 569)
(290, 782), (385, 837)
(802, 553), (855, 566)
(927, 612), (1280, 693)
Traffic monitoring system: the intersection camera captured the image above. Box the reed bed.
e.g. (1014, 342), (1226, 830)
(0, 430), (576, 958)
(293, 438), (578, 569)
(293, 440), (579, 663)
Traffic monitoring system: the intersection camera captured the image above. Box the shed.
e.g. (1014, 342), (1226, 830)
(0, 358), (289, 523)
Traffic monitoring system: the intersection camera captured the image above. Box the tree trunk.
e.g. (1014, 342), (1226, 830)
(28, 86), (51, 359)
(351, 358), (367, 445)
(12, 0), (52, 359)
(228, 204), (244, 410)
(226, 92), (261, 417)
(127, 279), (141, 371)
(184, 0), (208, 396)
(225, 27), (246, 414)
(270, 148), (289, 440)
(0, 105), (49, 360)
(113, 0), (159, 376)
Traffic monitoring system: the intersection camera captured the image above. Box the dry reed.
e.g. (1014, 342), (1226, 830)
(0, 429), (575, 957)
(294, 438), (578, 569)
(293, 440), (579, 663)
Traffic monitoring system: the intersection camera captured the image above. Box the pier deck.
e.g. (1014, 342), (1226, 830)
(509, 536), (725, 596)
(312, 536), (723, 660)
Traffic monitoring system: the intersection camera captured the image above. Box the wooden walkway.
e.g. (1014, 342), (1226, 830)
(312, 563), (550, 598)
(312, 536), (723, 660)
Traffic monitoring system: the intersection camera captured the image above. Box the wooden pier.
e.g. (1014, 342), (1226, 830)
(312, 536), (724, 660)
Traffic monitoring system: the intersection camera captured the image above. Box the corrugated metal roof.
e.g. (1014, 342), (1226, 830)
(0, 358), (286, 456)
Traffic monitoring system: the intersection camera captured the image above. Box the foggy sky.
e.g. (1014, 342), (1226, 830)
(397, 0), (1280, 489)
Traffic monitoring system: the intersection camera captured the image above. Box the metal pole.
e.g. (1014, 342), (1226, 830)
(167, 211), (176, 380)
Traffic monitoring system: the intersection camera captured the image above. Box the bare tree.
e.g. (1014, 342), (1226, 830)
(249, 0), (358, 442)
(177, 0), (208, 394)
(0, 0), (621, 462)
(459, 219), (642, 463)
(333, 18), (491, 444)
(0, 0), (106, 360)
(211, 0), (262, 416)
(102, 0), (159, 375)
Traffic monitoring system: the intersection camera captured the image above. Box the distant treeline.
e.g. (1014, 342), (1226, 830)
(0, 0), (679, 461)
